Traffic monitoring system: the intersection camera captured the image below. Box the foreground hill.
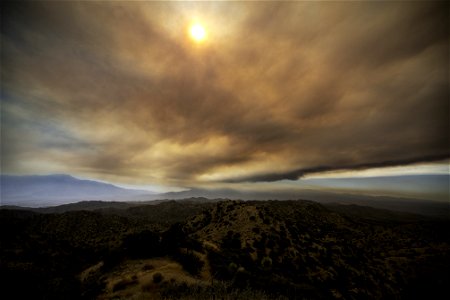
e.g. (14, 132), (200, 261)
(1, 199), (449, 299)
(180, 200), (449, 299)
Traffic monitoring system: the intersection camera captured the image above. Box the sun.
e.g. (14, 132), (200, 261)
(189, 23), (206, 42)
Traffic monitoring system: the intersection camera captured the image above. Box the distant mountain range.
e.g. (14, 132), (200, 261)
(153, 186), (449, 217)
(1, 174), (448, 217)
(0, 174), (151, 207)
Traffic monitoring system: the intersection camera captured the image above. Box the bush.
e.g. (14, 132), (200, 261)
(153, 272), (163, 284)
(222, 232), (241, 250)
(228, 262), (238, 275)
(174, 252), (204, 276)
(123, 230), (161, 258)
(261, 257), (272, 270)
(161, 223), (185, 253)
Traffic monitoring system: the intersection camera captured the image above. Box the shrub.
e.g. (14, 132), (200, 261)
(153, 272), (163, 284)
(175, 252), (204, 276)
(123, 230), (161, 258)
(261, 257), (272, 270)
(222, 232), (241, 250)
(228, 262), (238, 275)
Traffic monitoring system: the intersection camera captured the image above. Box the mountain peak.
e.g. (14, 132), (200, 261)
(1, 174), (152, 207)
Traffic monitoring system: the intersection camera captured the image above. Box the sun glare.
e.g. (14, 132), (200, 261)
(189, 23), (206, 42)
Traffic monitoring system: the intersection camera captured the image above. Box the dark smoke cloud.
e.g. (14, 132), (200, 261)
(1, 1), (448, 186)
(228, 154), (450, 183)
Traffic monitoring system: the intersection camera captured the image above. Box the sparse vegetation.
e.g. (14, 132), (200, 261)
(1, 199), (449, 299)
(142, 264), (154, 271)
(160, 280), (289, 300)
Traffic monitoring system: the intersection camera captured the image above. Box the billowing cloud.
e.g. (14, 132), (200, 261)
(1, 1), (448, 187)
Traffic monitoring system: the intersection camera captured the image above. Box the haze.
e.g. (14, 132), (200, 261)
(1, 1), (448, 201)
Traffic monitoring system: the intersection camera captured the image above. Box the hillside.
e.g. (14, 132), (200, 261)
(179, 200), (450, 299)
(1, 199), (449, 299)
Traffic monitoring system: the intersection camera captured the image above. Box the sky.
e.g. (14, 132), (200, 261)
(1, 1), (449, 198)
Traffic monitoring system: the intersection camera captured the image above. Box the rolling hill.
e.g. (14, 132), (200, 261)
(1, 199), (449, 299)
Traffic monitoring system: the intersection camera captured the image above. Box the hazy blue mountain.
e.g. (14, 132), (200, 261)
(2, 174), (448, 217)
(0, 174), (152, 207)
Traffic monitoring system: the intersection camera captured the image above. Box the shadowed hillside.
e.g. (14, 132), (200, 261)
(1, 199), (449, 299)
